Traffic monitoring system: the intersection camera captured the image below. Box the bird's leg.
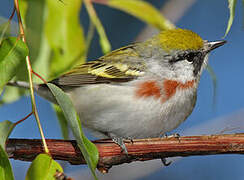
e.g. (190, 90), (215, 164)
(112, 137), (128, 154)
(108, 133), (133, 154)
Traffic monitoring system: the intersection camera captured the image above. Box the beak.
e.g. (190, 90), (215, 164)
(205, 40), (227, 53)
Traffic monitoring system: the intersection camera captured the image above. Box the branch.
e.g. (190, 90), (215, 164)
(6, 134), (244, 173)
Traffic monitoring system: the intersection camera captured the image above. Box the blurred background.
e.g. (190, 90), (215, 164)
(1, 0), (244, 179)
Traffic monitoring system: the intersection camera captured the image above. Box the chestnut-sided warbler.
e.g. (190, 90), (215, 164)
(10, 29), (226, 152)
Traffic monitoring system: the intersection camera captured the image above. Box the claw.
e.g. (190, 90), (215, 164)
(171, 133), (180, 138)
(160, 133), (180, 138)
(161, 158), (172, 166)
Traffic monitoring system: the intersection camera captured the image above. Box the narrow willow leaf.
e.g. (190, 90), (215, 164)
(53, 104), (69, 140)
(224, 0), (237, 37)
(26, 154), (63, 180)
(0, 22), (11, 43)
(0, 17), (19, 41)
(47, 83), (98, 180)
(97, 0), (175, 30)
(0, 146), (14, 180)
(0, 120), (16, 180)
(46, 0), (86, 78)
(85, 22), (95, 58)
(0, 120), (15, 148)
(84, 0), (111, 53)
(0, 37), (28, 94)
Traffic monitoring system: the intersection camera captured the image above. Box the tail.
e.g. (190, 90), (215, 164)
(7, 81), (57, 104)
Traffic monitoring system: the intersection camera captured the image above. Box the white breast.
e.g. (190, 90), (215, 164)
(67, 83), (197, 139)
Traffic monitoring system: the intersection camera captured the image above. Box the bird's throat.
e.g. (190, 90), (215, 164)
(162, 79), (195, 102)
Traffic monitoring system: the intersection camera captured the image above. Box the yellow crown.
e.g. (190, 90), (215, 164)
(159, 29), (204, 52)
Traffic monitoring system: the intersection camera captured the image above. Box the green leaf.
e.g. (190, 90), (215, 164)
(0, 16), (19, 42)
(0, 37), (28, 94)
(96, 0), (174, 30)
(0, 120), (15, 180)
(52, 104), (69, 140)
(26, 154), (63, 180)
(47, 83), (98, 180)
(46, 0), (86, 78)
(0, 146), (14, 180)
(84, 0), (111, 53)
(224, 0), (237, 37)
(0, 22), (11, 43)
(0, 120), (15, 148)
(18, 0), (51, 82)
(85, 22), (95, 58)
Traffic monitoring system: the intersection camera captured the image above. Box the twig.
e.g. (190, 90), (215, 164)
(6, 133), (244, 173)
(31, 70), (47, 84)
(14, 111), (33, 126)
(14, 0), (49, 154)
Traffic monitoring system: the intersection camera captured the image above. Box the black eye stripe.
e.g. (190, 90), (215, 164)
(167, 51), (205, 77)
(168, 52), (202, 64)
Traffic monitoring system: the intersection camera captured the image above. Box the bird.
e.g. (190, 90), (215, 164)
(9, 28), (226, 153)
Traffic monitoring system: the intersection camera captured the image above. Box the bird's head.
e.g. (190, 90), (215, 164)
(145, 28), (226, 83)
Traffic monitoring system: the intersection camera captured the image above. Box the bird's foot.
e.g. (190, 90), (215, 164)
(160, 133), (180, 138)
(109, 133), (133, 154)
(160, 133), (181, 143)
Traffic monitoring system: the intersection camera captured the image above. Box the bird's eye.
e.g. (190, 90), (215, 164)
(185, 52), (196, 62)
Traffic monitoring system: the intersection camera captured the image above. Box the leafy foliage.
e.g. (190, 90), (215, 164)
(53, 104), (69, 140)
(84, 0), (111, 54)
(224, 0), (237, 37)
(26, 154), (63, 180)
(0, 146), (14, 180)
(0, 37), (28, 94)
(47, 83), (99, 180)
(46, 0), (86, 78)
(0, 120), (15, 147)
(0, 120), (16, 180)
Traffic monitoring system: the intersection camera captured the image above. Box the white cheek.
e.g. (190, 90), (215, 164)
(172, 60), (195, 83)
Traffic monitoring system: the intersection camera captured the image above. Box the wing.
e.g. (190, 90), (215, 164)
(51, 44), (146, 87)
